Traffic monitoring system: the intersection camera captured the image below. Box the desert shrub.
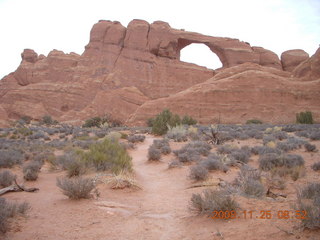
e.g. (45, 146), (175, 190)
(57, 151), (86, 177)
(79, 138), (132, 173)
(263, 135), (276, 145)
(283, 154), (305, 168)
(174, 149), (200, 162)
(246, 119), (263, 124)
(295, 130), (311, 138)
(190, 189), (239, 215)
(0, 170), (16, 187)
(28, 131), (46, 140)
(0, 149), (24, 168)
(19, 116), (32, 124)
(166, 125), (188, 142)
(0, 198), (30, 233)
(147, 118), (155, 127)
(251, 146), (281, 155)
(229, 148), (251, 164)
(106, 131), (122, 141)
(120, 142), (135, 150)
(127, 134), (146, 143)
(296, 182), (320, 229)
(201, 154), (228, 172)
(217, 144), (236, 155)
(95, 130), (107, 138)
(311, 162), (320, 171)
(246, 129), (263, 139)
(276, 137), (307, 152)
(23, 161), (42, 181)
(120, 132), (128, 139)
(174, 141), (211, 163)
(152, 139), (171, 154)
(15, 127), (33, 136)
(47, 139), (68, 149)
(41, 115), (58, 125)
(189, 165), (209, 181)
(56, 177), (95, 200)
(296, 111), (313, 124)
(233, 166), (264, 198)
(241, 178), (265, 197)
(148, 146), (161, 161)
(259, 153), (304, 172)
(309, 131), (320, 140)
(82, 116), (106, 128)
(273, 131), (288, 140)
(151, 109), (181, 135)
(181, 115), (197, 125)
(304, 143), (317, 152)
(72, 140), (95, 149)
(168, 160), (183, 168)
(66, 160), (86, 178)
(259, 153), (283, 171)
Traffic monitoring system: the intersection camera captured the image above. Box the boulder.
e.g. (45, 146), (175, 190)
(281, 49), (309, 72)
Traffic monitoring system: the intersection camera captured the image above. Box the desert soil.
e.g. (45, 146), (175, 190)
(3, 135), (320, 240)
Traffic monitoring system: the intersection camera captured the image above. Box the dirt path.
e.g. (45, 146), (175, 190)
(5, 135), (193, 240)
(5, 135), (320, 240)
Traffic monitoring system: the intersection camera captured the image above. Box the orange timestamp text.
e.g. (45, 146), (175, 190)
(211, 210), (308, 220)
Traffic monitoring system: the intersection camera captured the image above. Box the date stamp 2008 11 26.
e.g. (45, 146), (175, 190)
(211, 210), (308, 220)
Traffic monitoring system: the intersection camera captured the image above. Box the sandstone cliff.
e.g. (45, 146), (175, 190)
(0, 19), (319, 126)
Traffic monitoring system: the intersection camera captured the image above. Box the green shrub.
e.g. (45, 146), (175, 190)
(181, 115), (197, 125)
(82, 116), (105, 128)
(56, 177), (95, 200)
(147, 118), (154, 127)
(246, 119), (263, 124)
(296, 111), (313, 124)
(79, 138), (132, 174)
(151, 109), (180, 135)
(41, 115), (58, 125)
(15, 127), (33, 136)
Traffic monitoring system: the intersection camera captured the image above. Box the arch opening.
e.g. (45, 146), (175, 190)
(180, 43), (223, 70)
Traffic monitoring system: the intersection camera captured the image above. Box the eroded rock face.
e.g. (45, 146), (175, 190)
(281, 49), (309, 72)
(292, 48), (320, 81)
(128, 63), (320, 125)
(0, 19), (319, 126)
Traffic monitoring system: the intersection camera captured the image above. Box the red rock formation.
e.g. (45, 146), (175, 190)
(0, 19), (319, 126)
(281, 49), (309, 72)
(292, 47), (320, 81)
(128, 63), (320, 125)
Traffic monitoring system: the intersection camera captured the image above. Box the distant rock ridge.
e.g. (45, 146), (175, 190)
(0, 19), (319, 126)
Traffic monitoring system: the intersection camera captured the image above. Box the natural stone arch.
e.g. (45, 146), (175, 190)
(177, 38), (228, 68)
(180, 43), (223, 69)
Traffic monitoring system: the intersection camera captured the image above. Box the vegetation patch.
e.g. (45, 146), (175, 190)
(56, 177), (96, 200)
(296, 182), (320, 229)
(190, 189), (239, 215)
(79, 138), (132, 174)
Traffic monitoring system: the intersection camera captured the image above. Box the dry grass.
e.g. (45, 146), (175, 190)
(104, 171), (141, 190)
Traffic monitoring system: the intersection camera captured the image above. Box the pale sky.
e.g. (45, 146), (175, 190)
(0, 0), (319, 78)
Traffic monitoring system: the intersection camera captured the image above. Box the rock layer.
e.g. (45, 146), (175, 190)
(0, 19), (319, 126)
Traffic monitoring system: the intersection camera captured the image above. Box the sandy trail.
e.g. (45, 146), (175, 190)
(5, 135), (320, 240)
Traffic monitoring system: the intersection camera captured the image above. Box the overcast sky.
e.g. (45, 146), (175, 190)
(0, 0), (319, 78)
